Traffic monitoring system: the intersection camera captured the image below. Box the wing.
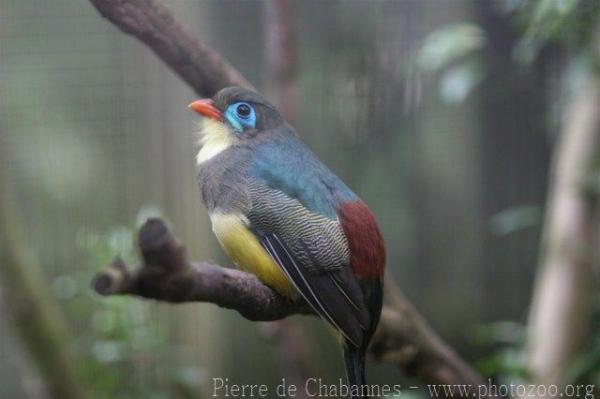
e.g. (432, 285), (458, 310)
(247, 179), (370, 348)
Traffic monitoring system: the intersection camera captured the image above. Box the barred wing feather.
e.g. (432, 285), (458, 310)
(248, 181), (369, 348)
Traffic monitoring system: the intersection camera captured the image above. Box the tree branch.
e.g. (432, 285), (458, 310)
(93, 218), (485, 388)
(526, 47), (600, 386)
(264, 0), (298, 121)
(373, 286), (484, 387)
(88, 0), (253, 96)
(93, 219), (310, 321)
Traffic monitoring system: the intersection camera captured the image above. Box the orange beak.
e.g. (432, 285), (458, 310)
(188, 99), (223, 121)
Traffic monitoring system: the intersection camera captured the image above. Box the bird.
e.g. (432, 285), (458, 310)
(188, 87), (385, 398)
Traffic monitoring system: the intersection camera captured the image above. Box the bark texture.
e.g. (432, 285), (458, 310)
(527, 70), (600, 387)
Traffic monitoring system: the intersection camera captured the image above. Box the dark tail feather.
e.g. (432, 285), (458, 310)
(344, 346), (368, 399)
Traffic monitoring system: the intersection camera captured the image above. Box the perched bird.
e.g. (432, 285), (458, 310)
(189, 87), (385, 398)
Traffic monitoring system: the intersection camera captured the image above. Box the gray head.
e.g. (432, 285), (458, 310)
(189, 87), (285, 136)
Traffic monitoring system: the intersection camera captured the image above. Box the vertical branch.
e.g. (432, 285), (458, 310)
(264, 0), (298, 122)
(0, 175), (91, 399)
(526, 64), (600, 385)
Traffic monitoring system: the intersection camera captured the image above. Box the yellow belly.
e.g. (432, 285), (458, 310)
(210, 212), (297, 299)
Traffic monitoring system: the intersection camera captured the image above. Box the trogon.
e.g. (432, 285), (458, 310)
(189, 87), (385, 398)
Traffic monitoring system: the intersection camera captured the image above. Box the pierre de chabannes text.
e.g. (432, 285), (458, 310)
(212, 377), (401, 398)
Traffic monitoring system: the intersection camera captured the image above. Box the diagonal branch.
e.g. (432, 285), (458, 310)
(88, 0), (253, 96)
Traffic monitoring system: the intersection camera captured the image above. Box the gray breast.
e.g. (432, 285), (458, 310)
(197, 146), (251, 214)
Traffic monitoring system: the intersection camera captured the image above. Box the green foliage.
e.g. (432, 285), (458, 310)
(417, 23), (486, 73)
(565, 294), (600, 385)
(472, 321), (528, 379)
(513, 0), (600, 64)
(417, 23), (487, 104)
(474, 296), (600, 385)
(48, 207), (206, 399)
(437, 59), (486, 104)
(489, 205), (542, 236)
(415, 0), (600, 104)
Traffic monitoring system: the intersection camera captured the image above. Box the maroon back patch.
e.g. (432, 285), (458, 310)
(339, 201), (386, 278)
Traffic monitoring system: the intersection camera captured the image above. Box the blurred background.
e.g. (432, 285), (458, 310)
(0, 0), (599, 398)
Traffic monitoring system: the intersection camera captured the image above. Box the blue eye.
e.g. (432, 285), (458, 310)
(225, 102), (256, 132)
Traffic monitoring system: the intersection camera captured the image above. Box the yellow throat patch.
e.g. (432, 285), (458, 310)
(209, 212), (297, 299)
(196, 119), (234, 165)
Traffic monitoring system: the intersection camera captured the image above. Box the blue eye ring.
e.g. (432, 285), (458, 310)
(225, 102), (257, 132)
